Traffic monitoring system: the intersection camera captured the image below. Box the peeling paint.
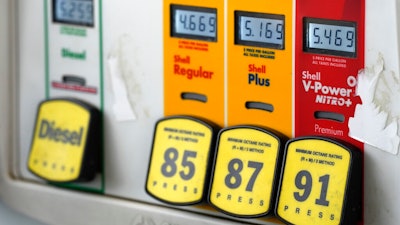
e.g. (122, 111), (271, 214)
(107, 34), (151, 121)
(349, 54), (400, 154)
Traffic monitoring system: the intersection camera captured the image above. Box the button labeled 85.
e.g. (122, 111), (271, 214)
(146, 116), (218, 205)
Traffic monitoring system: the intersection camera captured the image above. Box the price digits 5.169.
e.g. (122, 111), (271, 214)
(240, 16), (284, 45)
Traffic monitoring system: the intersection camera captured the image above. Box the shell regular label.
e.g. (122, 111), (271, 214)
(276, 138), (351, 225)
(28, 100), (89, 182)
(146, 117), (214, 205)
(209, 127), (281, 217)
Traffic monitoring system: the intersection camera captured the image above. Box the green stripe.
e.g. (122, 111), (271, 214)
(44, 0), (49, 99)
(98, 0), (105, 194)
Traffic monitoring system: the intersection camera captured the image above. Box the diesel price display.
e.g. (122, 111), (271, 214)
(235, 11), (285, 49)
(304, 18), (357, 57)
(53, 0), (94, 26)
(171, 5), (217, 41)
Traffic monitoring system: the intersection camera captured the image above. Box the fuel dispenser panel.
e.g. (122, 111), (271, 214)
(5, 0), (400, 225)
(227, 0), (293, 138)
(164, 0), (225, 128)
(45, 0), (103, 107)
(294, 0), (365, 149)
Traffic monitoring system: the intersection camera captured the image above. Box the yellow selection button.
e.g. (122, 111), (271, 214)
(275, 137), (362, 225)
(146, 116), (218, 205)
(209, 126), (284, 217)
(28, 98), (101, 183)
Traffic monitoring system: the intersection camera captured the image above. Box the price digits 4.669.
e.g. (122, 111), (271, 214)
(176, 10), (216, 36)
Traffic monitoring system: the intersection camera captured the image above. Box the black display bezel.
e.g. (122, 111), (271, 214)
(170, 4), (217, 42)
(303, 17), (357, 58)
(235, 11), (285, 50)
(52, 0), (95, 27)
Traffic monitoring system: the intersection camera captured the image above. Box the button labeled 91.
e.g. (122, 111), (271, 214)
(208, 126), (284, 217)
(146, 116), (217, 205)
(275, 137), (362, 225)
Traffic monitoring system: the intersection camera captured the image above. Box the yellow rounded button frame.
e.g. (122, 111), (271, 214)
(208, 126), (284, 218)
(146, 116), (218, 205)
(275, 137), (362, 225)
(28, 98), (101, 183)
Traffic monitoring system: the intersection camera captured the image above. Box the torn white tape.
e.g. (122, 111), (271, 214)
(349, 54), (400, 155)
(107, 56), (137, 121)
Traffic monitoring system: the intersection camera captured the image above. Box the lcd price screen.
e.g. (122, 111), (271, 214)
(235, 11), (285, 49)
(171, 5), (217, 42)
(304, 18), (357, 57)
(53, 0), (94, 27)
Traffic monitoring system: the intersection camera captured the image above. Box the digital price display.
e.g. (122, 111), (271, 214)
(164, 0), (225, 128)
(171, 5), (217, 41)
(53, 0), (94, 26)
(304, 18), (356, 57)
(235, 11), (284, 49)
(275, 137), (362, 225)
(227, 0), (293, 138)
(28, 98), (101, 182)
(208, 126), (284, 217)
(146, 116), (218, 205)
(295, 0), (365, 150)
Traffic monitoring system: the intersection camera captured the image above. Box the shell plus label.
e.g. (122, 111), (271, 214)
(146, 117), (217, 205)
(28, 99), (101, 183)
(164, 0), (225, 127)
(275, 137), (362, 225)
(227, 0), (292, 138)
(208, 126), (283, 217)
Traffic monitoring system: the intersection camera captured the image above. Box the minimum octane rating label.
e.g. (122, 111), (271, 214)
(146, 117), (214, 205)
(209, 127), (281, 217)
(276, 138), (351, 225)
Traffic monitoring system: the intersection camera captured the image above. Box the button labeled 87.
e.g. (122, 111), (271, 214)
(208, 126), (284, 218)
(146, 116), (218, 205)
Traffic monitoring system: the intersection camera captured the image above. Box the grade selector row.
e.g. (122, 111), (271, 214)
(145, 116), (362, 225)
